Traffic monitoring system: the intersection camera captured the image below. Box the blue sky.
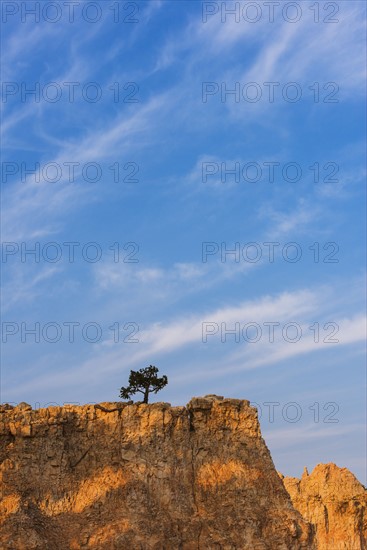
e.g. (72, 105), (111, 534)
(1, 1), (366, 483)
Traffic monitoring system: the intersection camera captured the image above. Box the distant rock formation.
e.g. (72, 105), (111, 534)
(282, 463), (367, 550)
(0, 395), (364, 549)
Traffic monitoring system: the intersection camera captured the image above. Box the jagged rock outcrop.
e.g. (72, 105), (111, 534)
(0, 396), (314, 549)
(282, 463), (367, 549)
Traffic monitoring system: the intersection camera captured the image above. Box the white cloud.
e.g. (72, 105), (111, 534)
(260, 199), (322, 239)
(1, 265), (61, 313)
(12, 285), (364, 392)
(226, 314), (366, 371)
(1, 89), (174, 243)
(241, 4), (365, 96)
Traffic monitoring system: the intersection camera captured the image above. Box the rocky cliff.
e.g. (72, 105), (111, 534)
(282, 463), (367, 550)
(1, 396), (365, 549)
(0, 396), (313, 549)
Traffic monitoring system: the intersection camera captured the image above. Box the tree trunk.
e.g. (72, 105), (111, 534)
(143, 387), (149, 404)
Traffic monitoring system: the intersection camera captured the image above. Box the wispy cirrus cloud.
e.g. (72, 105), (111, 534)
(1, 265), (61, 313)
(9, 282), (365, 398)
(1, 89), (175, 242)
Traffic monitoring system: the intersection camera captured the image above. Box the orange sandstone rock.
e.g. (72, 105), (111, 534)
(282, 463), (367, 550)
(0, 396), (314, 549)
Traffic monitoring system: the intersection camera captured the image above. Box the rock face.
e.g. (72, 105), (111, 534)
(0, 396), (314, 549)
(282, 463), (367, 549)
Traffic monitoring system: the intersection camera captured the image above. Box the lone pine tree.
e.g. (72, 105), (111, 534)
(119, 365), (168, 404)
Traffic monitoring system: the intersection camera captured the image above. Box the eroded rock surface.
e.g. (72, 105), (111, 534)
(0, 396), (313, 549)
(282, 463), (367, 550)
